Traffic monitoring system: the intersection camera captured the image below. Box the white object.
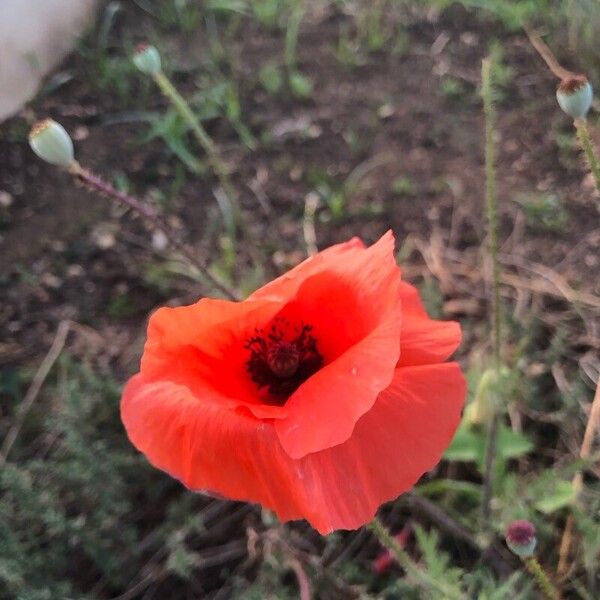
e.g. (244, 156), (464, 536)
(0, 0), (98, 122)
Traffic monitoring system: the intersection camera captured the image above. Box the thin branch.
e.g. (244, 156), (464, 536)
(523, 25), (580, 81)
(287, 557), (312, 600)
(69, 162), (238, 300)
(557, 374), (600, 576)
(481, 57), (502, 523)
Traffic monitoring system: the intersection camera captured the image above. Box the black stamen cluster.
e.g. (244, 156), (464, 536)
(245, 318), (323, 403)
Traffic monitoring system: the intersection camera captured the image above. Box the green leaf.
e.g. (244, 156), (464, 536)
(497, 426), (534, 460)
(289, 71), (313, 99)
(417, 479), (482, 502)
(444, 424), (484, 464)
(207, 0), (248, 14)
(259, 64), (284, 95)
(535, 480), (574, 514)
(445, 423), (533, 470)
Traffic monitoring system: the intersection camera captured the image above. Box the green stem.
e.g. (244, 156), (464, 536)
(368, 518), (460, 599)
(523, 557), (561, 600)
(574, 117), (600, 194)
(284, 4), (304, 71)
(153, 71), (239, 212)
(481, 57), (502, 523)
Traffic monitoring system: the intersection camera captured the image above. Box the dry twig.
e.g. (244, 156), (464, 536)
(557, 374), (600, 576)
(0, 320), (70, 467)
(523, 25), (580, 81)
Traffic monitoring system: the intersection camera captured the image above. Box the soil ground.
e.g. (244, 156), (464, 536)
(1, 2), (599, 597)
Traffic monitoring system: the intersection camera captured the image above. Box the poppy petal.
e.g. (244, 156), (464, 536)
(140, 298), (289, 418)
(295, 362), (465, 532)
(273, 232), (403, 457)
(397, 281), (462, 367)
(274, 307), (402, 458)
(121, 362), (465, 534)
(249, 237), (366, 302)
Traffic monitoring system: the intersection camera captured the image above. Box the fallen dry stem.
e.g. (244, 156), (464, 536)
(0, 320), (70, 466)
(286, 557), (312, 600)
(557, 375), (600, 576)
(523, 25), (580, 81)
(413, 239), (600, 311)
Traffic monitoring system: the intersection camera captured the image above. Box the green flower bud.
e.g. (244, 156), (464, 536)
(557, 76), (593, 119)
(464, 366), (510, 428)
(133, 43), (162, 75)
(29, 119), (75, 167)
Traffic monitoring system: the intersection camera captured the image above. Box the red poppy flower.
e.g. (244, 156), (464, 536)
(121, 232), (465, 533)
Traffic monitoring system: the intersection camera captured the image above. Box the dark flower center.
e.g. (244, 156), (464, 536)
(244, 318), (323, 403)
(267, 342), (300, 378)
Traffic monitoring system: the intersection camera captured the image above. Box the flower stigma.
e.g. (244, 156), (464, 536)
(245, 318), (323, 402)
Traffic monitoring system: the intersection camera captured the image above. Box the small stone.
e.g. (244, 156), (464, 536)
(91, 223), (116, 249)
(72, 125), (89, 141)
(152, 230), (169, 251)
(67, 264), (84, 278)
(378, 104), (395, 119)
(0, 190), (13, 207)
(41, 273), (61, 289)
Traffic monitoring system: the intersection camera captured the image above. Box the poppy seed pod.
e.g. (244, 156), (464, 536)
(29, 119), (74, 167)
(133, 43), (162, 75)
(506, 519), (537, 558)
(557, 76), (593, 119)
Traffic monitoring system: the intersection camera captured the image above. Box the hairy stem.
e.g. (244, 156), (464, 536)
(69, 161), (238, 300)
(481, 57), (502, 523)
(524, 557), (561, 600)
(482, 58), (502, 366)
(368, 518), (460, 599)
(574, 118), (600, 194)
(153, 71), (239, 214)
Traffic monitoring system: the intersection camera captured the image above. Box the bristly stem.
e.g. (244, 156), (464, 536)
(482, 58), (502, 366)
(68, 161), (238, 300)
(523, 557), (561, 600)
(574, 117), (600, 194)
(368, 518), (460, 599)
(481, 57), (502, 523)
(152, 71), (240, 214)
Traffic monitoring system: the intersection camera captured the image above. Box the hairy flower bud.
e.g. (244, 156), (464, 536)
(29, 119), (74, 167)
(557, 76), (593, 119)
(506, 519), (537, 558)
(133, 43), (162, 75)
(464, 366), (510, 428)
